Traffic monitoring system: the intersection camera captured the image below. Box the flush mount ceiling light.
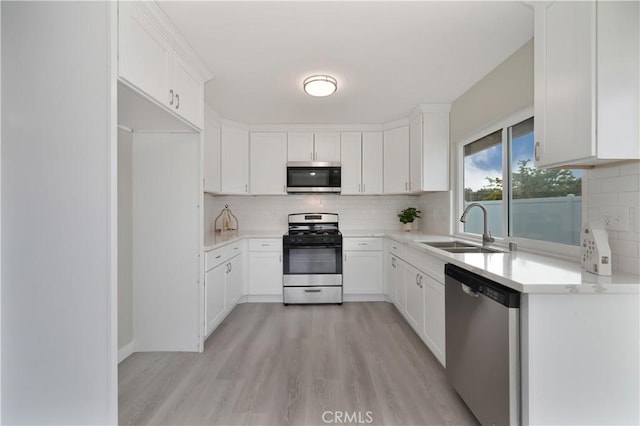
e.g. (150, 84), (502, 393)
(303, 75), (337, 97)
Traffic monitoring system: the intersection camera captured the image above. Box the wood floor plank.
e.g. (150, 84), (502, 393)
(119, 302), (479, 426)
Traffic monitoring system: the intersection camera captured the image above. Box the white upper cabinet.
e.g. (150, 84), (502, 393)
(203, 108), (221, 193)
(314, 132), (341, 162)
(340, 132), (362, 195)
(287, 131), (341, 162)
(221, 125), (249, 194)
(287, 132), (314, 161)
(118, 1), (171, 106)
(534, 1), (640, 168)
(118, 1), (211, 129)
(250, 132), (287, 195)
(383, 125), (410, 194)
(171, 54), (204, 128)
(341, 132), (383, 195)
(409, 106), (450, 192)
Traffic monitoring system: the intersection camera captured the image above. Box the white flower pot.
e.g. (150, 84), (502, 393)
(402, 222), (413, 232)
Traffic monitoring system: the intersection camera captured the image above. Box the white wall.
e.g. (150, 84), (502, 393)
(205, 194), (421, 233)
(118, 128), (134, 353)
(1, 2), (116, 423)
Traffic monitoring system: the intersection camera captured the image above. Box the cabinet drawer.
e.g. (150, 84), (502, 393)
(344, 238), (383, 251)
(405, 248), (444, 283)
(205, 248), (226, 271)
(386, 239), (405, 258)
(249, 238), (283, 252)
(283, 286), (342, 304)
(226, 241), (243, 258)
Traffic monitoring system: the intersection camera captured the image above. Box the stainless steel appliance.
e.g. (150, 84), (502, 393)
(286, 162), (341, 193)
(445, 263), (520, 426)
(282, 213), (342, 304)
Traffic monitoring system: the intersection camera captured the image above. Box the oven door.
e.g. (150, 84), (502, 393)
(283, 243), (342, 286)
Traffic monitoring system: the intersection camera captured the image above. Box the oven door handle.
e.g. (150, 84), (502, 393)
(284, 245), (342, 249)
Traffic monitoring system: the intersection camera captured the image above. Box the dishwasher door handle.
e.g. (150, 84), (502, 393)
(461, 284), (479, 297)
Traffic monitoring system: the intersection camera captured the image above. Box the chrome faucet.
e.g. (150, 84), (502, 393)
(460, 203), (495, 246)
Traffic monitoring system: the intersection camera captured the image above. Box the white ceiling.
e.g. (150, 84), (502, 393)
(158, 1), (533, 125)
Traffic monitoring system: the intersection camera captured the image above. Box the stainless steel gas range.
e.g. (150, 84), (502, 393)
(282, 213), (343, 304)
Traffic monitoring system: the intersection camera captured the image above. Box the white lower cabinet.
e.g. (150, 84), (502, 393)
(205, 263), (226, 336)
(423, 274), (445, 364)
(226, 254), (243, 308)
(385, 239), (446, 366)
(404, 264), (425, 334)
(204, 242), (244, 337)
(343, 238), (383, 295)
(248, 238), (283, 296)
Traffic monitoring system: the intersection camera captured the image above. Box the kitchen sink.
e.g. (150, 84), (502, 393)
(421, 240), (506, 254)
(440, 246), (506, 254)
(421, 241), (476, 248)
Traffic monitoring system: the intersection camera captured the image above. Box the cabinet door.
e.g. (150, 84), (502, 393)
(118, 2), (171, 106)
(424, 274), (445, 365)
(395, 258), (406, 311)
(250, 132), (287, 195)
(205, 263), (226, 336)
(287, 132), (314, 161)
(383, 126), (410, 194)
(226, 255), (243, 307)
(361, 132), (383, 195)
(534, 1), (594, 167)
(422, 112), (450, 191)
(343, 251), (383, 294)
(172, 53), (204, 129)
(340, 132), (362, 195)
(385, 253), (399, 303)
(221, 126), (249, 194)
(248, 251), (283, 295)
(203, 114), (221, 193)
(409, 115), (423, 192)
(314, 132), (341, 162)
(404, 265), (424, 335)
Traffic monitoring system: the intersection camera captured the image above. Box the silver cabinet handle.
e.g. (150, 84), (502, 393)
(344, 254), (347, 262)
(245, 184), (248, 193)
(534, 141), (541, 162)
(416, 273), (419, 286)
(279, 254), (282, 262)
(358, 183), (361, 192)
(261, 243), (270, 246)
(358, 242), (368, 246)
(405, 182), (408, 190)
(362, 183), (365, 193)
(175, 93), (180, 109)
(305, 289), (321, 293)
(215, 254), (222, 259)
(169, 89), (174, 105)
(310, 152), (314, 160)
(391, 257), (396, 267)
(419, 275), (423, 288)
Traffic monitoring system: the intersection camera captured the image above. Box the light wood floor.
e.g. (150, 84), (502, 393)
(119, 302), (478, 425)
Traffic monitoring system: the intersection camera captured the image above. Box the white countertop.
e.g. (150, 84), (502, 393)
(204, 229), (640, 294)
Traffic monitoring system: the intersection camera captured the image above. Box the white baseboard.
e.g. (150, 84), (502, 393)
(118, 340), (135, 364)
(343, 294), (387, 302)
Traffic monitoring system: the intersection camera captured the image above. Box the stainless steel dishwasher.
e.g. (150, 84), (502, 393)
(445, 264), (520, 426)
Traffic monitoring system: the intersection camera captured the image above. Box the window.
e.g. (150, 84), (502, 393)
(461, 116), (582, 246)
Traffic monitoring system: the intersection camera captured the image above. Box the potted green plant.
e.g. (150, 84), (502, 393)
(398, 207), (421, 232)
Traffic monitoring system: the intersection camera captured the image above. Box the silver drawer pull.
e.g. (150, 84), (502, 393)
(261, 243), (270, 246)
(304, 289), (322, 293)
(358, 243), (368, 245)
(215, 255), (222, 259)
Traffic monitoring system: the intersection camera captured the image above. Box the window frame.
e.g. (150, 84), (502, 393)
(454, 106), (582, 260)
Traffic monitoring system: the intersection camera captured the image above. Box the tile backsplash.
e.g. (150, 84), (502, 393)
(585, 161), (640, 275)
(205, 194), (420, 233)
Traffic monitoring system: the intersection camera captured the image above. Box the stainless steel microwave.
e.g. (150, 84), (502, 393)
(286, 162), (341, 193)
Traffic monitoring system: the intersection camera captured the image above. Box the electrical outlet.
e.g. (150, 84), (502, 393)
(602, 207), (630, 231)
